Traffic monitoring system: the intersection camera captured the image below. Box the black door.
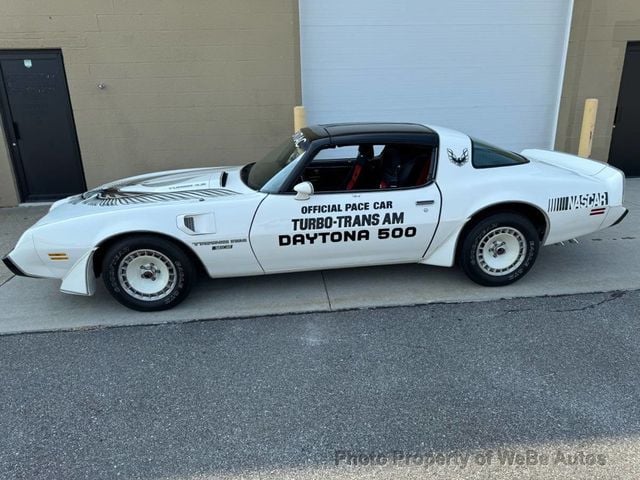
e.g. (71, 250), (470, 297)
(609, 42), (640, 176)
(0, 50), (85, 202)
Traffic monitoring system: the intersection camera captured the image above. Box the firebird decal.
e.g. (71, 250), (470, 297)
(447, 148), (469, 166)
(74, 188), (239, 207)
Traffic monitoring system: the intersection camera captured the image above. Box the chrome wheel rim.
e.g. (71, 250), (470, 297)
(118, 249), (177, 301)
(476, 227), (527, 276)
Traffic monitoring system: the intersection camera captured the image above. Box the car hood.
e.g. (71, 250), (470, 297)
(63, 166), (254, 208)
(36, 166), (259, 228)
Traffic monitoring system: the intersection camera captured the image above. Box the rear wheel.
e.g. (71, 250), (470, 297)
(102, 235), (195, 311)
(459, 213), (539, 286)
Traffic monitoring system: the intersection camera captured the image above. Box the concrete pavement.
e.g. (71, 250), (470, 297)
(1, 291), (640, 480)
(0, 179), (638, 334)
(0, 205), (49, 286)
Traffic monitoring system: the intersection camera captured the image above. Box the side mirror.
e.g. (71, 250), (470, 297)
(293, 181), (314, 201)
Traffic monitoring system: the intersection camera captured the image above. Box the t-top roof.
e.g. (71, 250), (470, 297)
(302, 122), (436, 140)
(323, 122), (434, 137)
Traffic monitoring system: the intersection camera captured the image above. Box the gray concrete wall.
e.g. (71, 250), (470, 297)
(555, 0), (640, 160)
(0, 0), (301, 206)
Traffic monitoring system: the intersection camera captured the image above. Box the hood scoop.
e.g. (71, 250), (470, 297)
(117, 169), (226, 194)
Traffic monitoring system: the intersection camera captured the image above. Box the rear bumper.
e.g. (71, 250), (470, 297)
(598, 205), (629, 230)
(2, 254), (29, 277)
(611, 208), (629, 227)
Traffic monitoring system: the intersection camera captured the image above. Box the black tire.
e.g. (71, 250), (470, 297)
(459, 213), (539, 286)
(101, 235), (195, 311)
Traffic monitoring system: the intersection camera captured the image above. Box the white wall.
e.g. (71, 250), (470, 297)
(299, 0), (573, 151)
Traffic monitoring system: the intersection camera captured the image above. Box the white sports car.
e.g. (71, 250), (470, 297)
(3, 123), (628, 311)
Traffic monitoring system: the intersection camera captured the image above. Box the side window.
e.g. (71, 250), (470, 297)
(301, 143), (434, 193)
(471, 138), (529, 168)
(313, 145), (360, 162)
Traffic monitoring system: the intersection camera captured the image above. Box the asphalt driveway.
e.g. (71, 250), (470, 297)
(1, 291), (639, 480)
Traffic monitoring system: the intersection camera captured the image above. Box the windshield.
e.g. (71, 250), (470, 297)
(244, 136), (306, 190)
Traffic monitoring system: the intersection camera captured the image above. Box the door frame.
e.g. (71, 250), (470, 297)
(0, 48), (86, 202)
(608, 41), (640, 174)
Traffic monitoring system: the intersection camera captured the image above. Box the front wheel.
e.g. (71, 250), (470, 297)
(102, 235), (195, 311)
(459, 213), (539, 286)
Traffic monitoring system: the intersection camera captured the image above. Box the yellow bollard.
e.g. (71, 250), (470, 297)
(294, 106), (306, 132)
(578, 98), (598, 158)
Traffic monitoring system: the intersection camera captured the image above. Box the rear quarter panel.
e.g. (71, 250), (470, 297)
(423, 126), (616, 267)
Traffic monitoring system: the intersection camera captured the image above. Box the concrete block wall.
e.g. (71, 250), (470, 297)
(555, 0), (640, 161)
(0, 0), (301, 206)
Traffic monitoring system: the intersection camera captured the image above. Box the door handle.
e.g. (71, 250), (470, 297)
(12, 121), (20, 140)
(416, 200), (434, 206)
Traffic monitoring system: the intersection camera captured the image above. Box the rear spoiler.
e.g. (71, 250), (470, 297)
(520, 149), (608, 176)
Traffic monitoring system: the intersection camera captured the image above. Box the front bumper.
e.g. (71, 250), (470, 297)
(2, 254), (29, 277)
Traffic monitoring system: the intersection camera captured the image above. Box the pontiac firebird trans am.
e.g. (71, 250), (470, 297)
(3, 123), (628, 311)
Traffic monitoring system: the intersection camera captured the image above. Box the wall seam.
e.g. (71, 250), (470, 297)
(551, 0), (575, 150)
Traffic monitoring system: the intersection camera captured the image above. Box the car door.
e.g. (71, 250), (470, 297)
(249, 143), (441, 273)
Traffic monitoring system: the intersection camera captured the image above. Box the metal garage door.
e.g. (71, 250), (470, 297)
(299, 0), (573, 152)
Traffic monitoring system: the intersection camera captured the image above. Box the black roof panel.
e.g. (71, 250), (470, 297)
(321, 122), (434, 137)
